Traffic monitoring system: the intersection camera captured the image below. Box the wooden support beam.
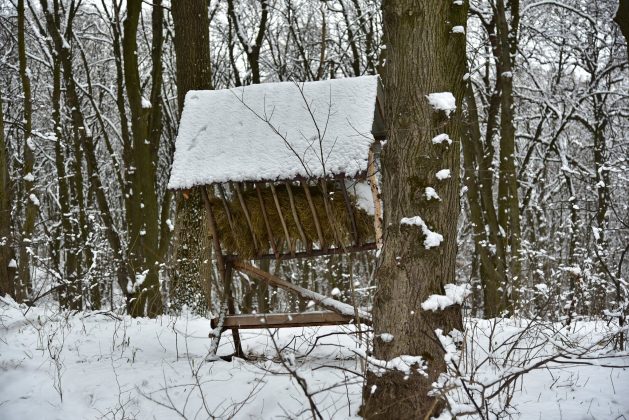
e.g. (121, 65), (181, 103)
(201, 187), (244, 358)
(211, 311), (369, 330)
(232, 260), (371, 322)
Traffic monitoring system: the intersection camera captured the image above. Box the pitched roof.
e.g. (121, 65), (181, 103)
(168, 76), (383, 189)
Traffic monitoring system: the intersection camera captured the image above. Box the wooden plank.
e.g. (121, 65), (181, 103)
(232, 260), (372, 322)
(201, 187), (244, 358)
(211, 311), (369, 330)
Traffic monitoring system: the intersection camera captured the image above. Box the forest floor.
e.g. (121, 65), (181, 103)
(1, 296), (628, 419)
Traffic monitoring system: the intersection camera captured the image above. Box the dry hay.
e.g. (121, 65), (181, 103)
(208, 182), (374, 258)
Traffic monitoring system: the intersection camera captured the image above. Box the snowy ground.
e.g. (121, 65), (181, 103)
(1, 297), (628, 419)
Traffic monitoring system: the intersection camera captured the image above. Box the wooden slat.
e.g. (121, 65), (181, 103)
(285, 182), (310, 252)
(319, 180), (342, 246)
(340, 180), (360, 246)
(217, 184), (237, 235)
(211, 311), (367, 330)
(301, 181), (326, 250)
(269, 184), (293, 256)
(200, 187), (244, 357)
(255, 183), (279, 257)
(234, 182), (260, 254)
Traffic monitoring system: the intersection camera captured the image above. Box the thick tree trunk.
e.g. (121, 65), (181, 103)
(17, 0), (35, 301)
(361, 1), (467, 418)
(0, 93), (16, 297)
(170, 0), (214, 313)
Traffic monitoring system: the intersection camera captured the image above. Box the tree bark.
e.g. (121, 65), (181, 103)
(122, 0), (164, 317)
(16, 0), (36, 301)
(0, 93), (16, 297)
(170, 0), (214, 314)
(361, 1), (467, 418)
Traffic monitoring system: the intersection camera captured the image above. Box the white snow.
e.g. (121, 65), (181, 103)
(400, 216), (443, 248)
(436, 169), (451, 180)
(451, 26), (465, 34)
(421, 283), (471, 311)
(165, 218), (174, 232)
(22, 172), (35, 182)
(346, 180), (375, 216)
(29, 194), (40, 207)
(1, 300), (627, 419)
(330, 287), (341, 296)
(426, 92), (456, 117)
(425, 187), (441, 201)
(432, 133), (452, 145)
(168, 76), (380, 189)
(141, 97), (152, 108)
(8, 258), (17, 268)
(379, 333), (394, 343)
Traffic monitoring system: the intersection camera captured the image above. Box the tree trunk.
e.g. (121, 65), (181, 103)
(17, 0), (36, 302)
(361, 1), (467, 418)
(170, 0), (214, 313)
(122, 0), (163, 317)
(0, 93), (16, 297)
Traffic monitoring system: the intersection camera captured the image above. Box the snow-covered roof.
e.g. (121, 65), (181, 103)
(168, 76), (384, 189)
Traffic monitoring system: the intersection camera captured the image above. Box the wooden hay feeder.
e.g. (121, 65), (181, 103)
(168, 76), (385, 340)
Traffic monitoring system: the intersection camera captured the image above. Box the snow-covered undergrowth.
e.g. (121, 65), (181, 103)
(1, 296), (628, 419)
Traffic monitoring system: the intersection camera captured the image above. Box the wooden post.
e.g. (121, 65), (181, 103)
(201, 186), (245, 358)
(368, 149), (383, 249)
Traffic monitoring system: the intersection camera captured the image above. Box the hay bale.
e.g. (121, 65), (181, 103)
(209, 182), (374, 258)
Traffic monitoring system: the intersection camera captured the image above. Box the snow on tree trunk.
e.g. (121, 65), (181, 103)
(361, 1), (467, 418)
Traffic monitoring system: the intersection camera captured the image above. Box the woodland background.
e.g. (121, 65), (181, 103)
(0, 0), (627, 331)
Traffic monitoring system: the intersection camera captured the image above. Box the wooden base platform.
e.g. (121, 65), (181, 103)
(211, 311), (370, 330)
